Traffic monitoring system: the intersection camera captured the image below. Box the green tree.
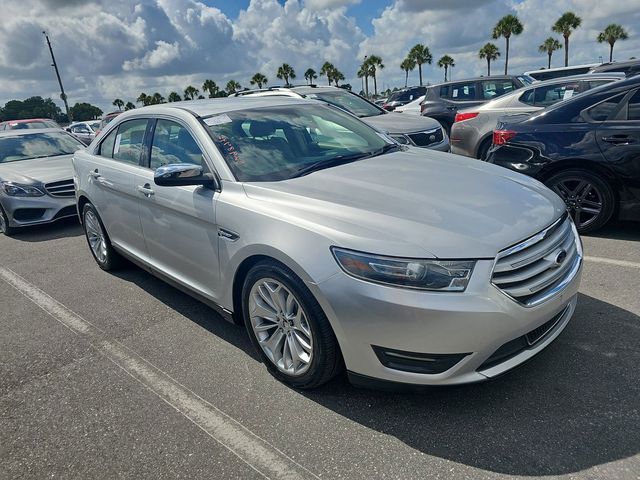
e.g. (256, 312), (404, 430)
(184, 86), (199, 100)
(202, 79), (219, 98)
(538, 37), (562, 69)
(304, 68), (318, 85)
(552, 12), (582, 67)
(149, 92), (165, 104)
(136, 92), (150, 106)
(400, 57), (416, 87)
(408, 44), (432, 86)
(112, 98), (124, 111)
(492, 14), (524, 74)
(167, 92), (182, 102)
(124, 102), (136, 111)
(320, 62), (336, 86)
(225, 80), (241, 94)
(597, 24), (629, 62)
(357, 62), (371, 97)
(0, 96), (61, 121)
(478, 42), (500, 76)
(364, 55), (384, 97)
(332, 68), (345, 87)
(437, 55), (455, 82)
(250, 73), (268, 89)
(276, 63), (296, 86)
(69, 102), (103, 121)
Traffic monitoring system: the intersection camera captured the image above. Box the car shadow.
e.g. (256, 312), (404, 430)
(9, 217), (83, 242)
(584, 220), (640, 241)
(104, 262), (640, 476)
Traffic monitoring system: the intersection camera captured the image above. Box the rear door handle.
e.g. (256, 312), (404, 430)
(136, 184), (155, 197)
(602, 135), (633, 145)
(89, 170), (101, 179)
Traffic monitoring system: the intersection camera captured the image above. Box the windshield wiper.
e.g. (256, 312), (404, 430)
(291, 143), (400, 178)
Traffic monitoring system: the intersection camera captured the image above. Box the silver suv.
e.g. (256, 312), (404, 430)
(73, 97), (582, 389)
(237, 86), (450, 151)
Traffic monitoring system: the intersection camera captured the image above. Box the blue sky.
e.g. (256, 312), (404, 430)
(0, 0), (638, 111)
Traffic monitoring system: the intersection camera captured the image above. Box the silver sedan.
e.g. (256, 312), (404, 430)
(0, 128), (83, 235)
(450, 73), (623, 159)
(73, 97), (582, 389)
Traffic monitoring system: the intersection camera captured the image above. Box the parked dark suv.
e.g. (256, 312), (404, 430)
(382, 86), (427, 111)
(590, 59), (640, 77)
(487, 75), (640, 233)
(420, 76), (527, 134)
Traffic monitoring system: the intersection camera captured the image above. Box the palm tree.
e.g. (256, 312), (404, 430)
(356, 64), (369, 96)
(150, 92), (165, 104)
(249, 73), (268, 89)
(183, 85), (199, 100)
(552, 12), (582, 67)
(332, 68), (345, 87)
(437, 55), (455, 82)
(202, 79), (219, 98)
(538, 37), (562, 69)
(225, 80), (241, 94)
(276, 63), (296, 86)
(492, 14), (524, 74)
(478, 43), (500, 76)
(597, 24), (629, 62)
(167, 91), (182, 102)
(136, 92), (149, 106)
(364, 55), (384, 97)
(408, 44), (432, 86)
(400, 57), (416, 87)
(304, 68), (318, 85)
(124, 102), (136, 111)
(112, 98), (124, 111)
(320, 62), (336, 86)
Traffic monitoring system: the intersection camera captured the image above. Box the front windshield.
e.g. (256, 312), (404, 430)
(205, 104), (391, 182)
(306, 90), (384, 117)
(6, 120), (58, 130)
(0, 132), (84, 163)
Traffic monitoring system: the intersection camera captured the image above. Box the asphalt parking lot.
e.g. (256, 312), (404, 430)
(1, 218), (639, 479)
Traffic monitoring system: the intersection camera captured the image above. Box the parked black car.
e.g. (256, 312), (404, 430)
(487, 75), (640, 233)
(420, 75), (528, 134)
(590, 59), (640, 77)
(382, 86), (427, 111)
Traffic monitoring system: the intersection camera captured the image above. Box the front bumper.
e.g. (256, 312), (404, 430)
(1, 194), (77, 228)
(312, 258), (582, 386)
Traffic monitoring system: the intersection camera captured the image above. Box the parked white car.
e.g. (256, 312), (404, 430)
(393, 95), (425, 114)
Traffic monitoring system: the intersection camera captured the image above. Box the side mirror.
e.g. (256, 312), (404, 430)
(154, 163), (219, 190)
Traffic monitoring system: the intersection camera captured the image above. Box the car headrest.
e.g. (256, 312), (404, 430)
(249, 121), (275, 138)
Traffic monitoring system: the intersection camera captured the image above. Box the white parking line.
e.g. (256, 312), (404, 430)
(584, 256), (640, 269)
(0, 266), (317, 480)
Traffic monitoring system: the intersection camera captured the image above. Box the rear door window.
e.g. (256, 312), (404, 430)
(520, 82), (581, 107)
(481, 80), (517, 100)
(449, 82), (477, 101)
(585, 94), (626, 122)
(112, 119), (149, 165)
(623, 90), (640, 121)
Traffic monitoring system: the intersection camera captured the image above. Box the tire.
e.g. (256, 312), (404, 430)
(476, 137), (492, 161)
(545, 169), (615, 234)
(0, 204), (17, 236)
(242, 260), (343, 389)
(82, 203), (123, 271)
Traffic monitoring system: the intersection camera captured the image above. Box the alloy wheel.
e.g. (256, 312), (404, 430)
(0, 211), (6, 233)
(248, 278), (313, 376)
(84, 210), (108, 263)
(551, 177), (603, 230)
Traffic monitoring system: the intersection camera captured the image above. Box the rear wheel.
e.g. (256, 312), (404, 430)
(477, 137), (492, 161)
(82, 203), (123, 270)
(0, 204), (16, 236)
(242, 260), (342, 389)
(545, 169), (615, 233)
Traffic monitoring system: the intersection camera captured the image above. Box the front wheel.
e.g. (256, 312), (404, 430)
(242, 261), (342, 389)
(545, 169), (615, 233)
(0, 204), (17, 236)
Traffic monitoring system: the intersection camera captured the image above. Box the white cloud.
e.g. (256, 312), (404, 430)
(123, 41), (181, 70)
(303, 0), (361, 11)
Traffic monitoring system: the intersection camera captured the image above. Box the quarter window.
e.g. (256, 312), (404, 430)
(112, 119), (148, 165)
(98, 127), (117, 158)
(449, 82), (476, 101)
(586, 94), (625, 122)
(150, 120), (203, 170)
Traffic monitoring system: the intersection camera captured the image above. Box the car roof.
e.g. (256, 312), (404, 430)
(430, 75), (518, 87)
(121, 96), (316, 118)
(0, 128), (68, 138)
(592, 59), (640, 70)
(0, 118), (54, 124)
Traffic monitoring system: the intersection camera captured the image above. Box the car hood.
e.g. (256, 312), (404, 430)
(243, 149), (566, 259)
(0, 154), (74, 185)
(362, 112), (441, 134)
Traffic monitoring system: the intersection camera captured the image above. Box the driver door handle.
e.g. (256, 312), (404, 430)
(89, 170), (101, 179)
(602, 135), (633, 145)
(137, 184), (155, 197)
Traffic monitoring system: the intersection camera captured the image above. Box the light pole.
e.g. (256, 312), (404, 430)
(43, 31), (71, 122)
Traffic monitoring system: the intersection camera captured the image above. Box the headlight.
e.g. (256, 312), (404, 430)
(1, 182), (45, 197)
(331, 247), (475, 291)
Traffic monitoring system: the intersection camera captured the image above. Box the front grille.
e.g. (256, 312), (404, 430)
(408, 127), (444, 147)
(491, 213), (581, 306)
(44, 179), (75, 197)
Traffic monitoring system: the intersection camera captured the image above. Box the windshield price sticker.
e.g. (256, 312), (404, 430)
(205, 114), (232, 126)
